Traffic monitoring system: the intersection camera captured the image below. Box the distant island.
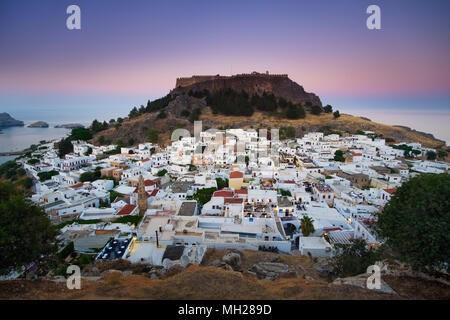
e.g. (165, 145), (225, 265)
(0, 112), (24, 128)
(28, 121), (49, 128)
(54, 123), (84, 129)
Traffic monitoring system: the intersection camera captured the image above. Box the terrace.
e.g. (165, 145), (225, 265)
(243, 202), (273, 218)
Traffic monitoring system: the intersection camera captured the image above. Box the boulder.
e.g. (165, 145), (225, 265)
(312, 259), (333, 279)
(210, 259), (222, 267)
(332, 274), (397, 295)
(249, 262), (290, 280)
(222, 252), (241, 271)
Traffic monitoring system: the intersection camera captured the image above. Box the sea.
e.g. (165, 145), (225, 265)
(1, 94), (449, 165)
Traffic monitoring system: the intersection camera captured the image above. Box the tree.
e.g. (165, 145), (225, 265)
(215, 178), (228, 190)
(91, 119), (108, 133)
(280, 189), (291, 197)
(377, 174), (450, 273)
(334, 150), (345, 162)
(191, 187), (217, 205)
(286, 105), (305, 119)
(128, 107), (139, 118)
(181, 109), (190, 117)
(189, 108), (202, 123)
(300, 216), (315, 236)
(157, 109), (167, 119)
(329, 239), (380, 278)
(438, 151), (448, 160)
(157, 169), (167, 177)
(37, 170), (59, 181)
(0, 183), (59, 274)
(333, 110), (340, 119)
(146, 128), (159, 143)
(70, 128), (93, 141)
(311, 105), (322, 115)
(27, 158), (40, 165)
(323, 105), (333, 113)
(58, 137), (73, 158)
(79, 169), (101, 182)
(426, 151), (437, 161)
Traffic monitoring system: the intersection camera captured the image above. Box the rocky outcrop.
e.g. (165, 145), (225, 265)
(171, 72), (322, 106)
(221, 252), (242, 271)
(332, 274), (397, 295)
(312, 258), (334, 279)
(0, 113), (24, 128)
(249, 262), (292, 280)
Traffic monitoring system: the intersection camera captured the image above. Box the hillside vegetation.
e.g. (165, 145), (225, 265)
(87, 74), (447, 150)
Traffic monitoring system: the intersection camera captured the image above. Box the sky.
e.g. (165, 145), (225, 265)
(0, 0), (449, 125)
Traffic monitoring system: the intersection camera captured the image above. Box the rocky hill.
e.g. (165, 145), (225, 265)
(0, 113), (24, 128)
(172, 72), (322, 106)
(91, 96), (446, 149)
(90, 74), (446, 150)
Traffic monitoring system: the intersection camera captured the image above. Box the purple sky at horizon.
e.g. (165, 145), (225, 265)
(0, 0), (449, 100)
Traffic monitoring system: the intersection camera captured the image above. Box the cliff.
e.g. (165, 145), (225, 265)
(0, 113), (24, 128)
(172, 72), (322, 106)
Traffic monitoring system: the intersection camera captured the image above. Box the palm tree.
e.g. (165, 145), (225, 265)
(300, 216), (315, 237)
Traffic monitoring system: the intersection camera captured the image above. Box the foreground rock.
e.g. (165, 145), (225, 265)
(312, 258), (333, 279)
(332, 274), (397, 295)
(222, 252), (242, 271)
(249, 262), (292, 280)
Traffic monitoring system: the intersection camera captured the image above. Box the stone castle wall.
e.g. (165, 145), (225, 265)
(176, 72), (288, 88)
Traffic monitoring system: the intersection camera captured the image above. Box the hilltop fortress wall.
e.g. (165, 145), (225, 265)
(176, 72), (288, 88)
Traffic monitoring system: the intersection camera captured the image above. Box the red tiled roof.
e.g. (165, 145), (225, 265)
(383, 189), (396, 194)
(213, 190), (233, 198)
(283, 180), (295, 184)
(324, 227), (342, 232)
(352, 153), (362, 156)
(148, 188), (159, 197)
(224, 198), (243, 204)
(141, 158), (150, 162)
(71, 182), (84, 189)
(116, 204), (136, 216)
(230, 171), (243, 179)
(235, 189), (248, 195)
(144, 180), (157, 186)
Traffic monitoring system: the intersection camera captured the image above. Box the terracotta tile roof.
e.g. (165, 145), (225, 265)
(324, 227), (342, 232)
(352, 153), (362, 156)
(144, 180), (157, 186)
(213, 190), (233, 198)
(383, 188), (396, 194)
(235, 189), (248, 195)
(94, 230), (120, 235)
(71, 182), (84, 189)
(141, 158), (150, 162)
(116, 204), (136, 216)
(283, 180), (295, 184)
(224, 198), (243, 204)
(148, 188), (159, 197)
(230, 171), (243, 179)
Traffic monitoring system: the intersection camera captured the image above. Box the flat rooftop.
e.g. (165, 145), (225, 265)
(178, 201), (197, 216)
